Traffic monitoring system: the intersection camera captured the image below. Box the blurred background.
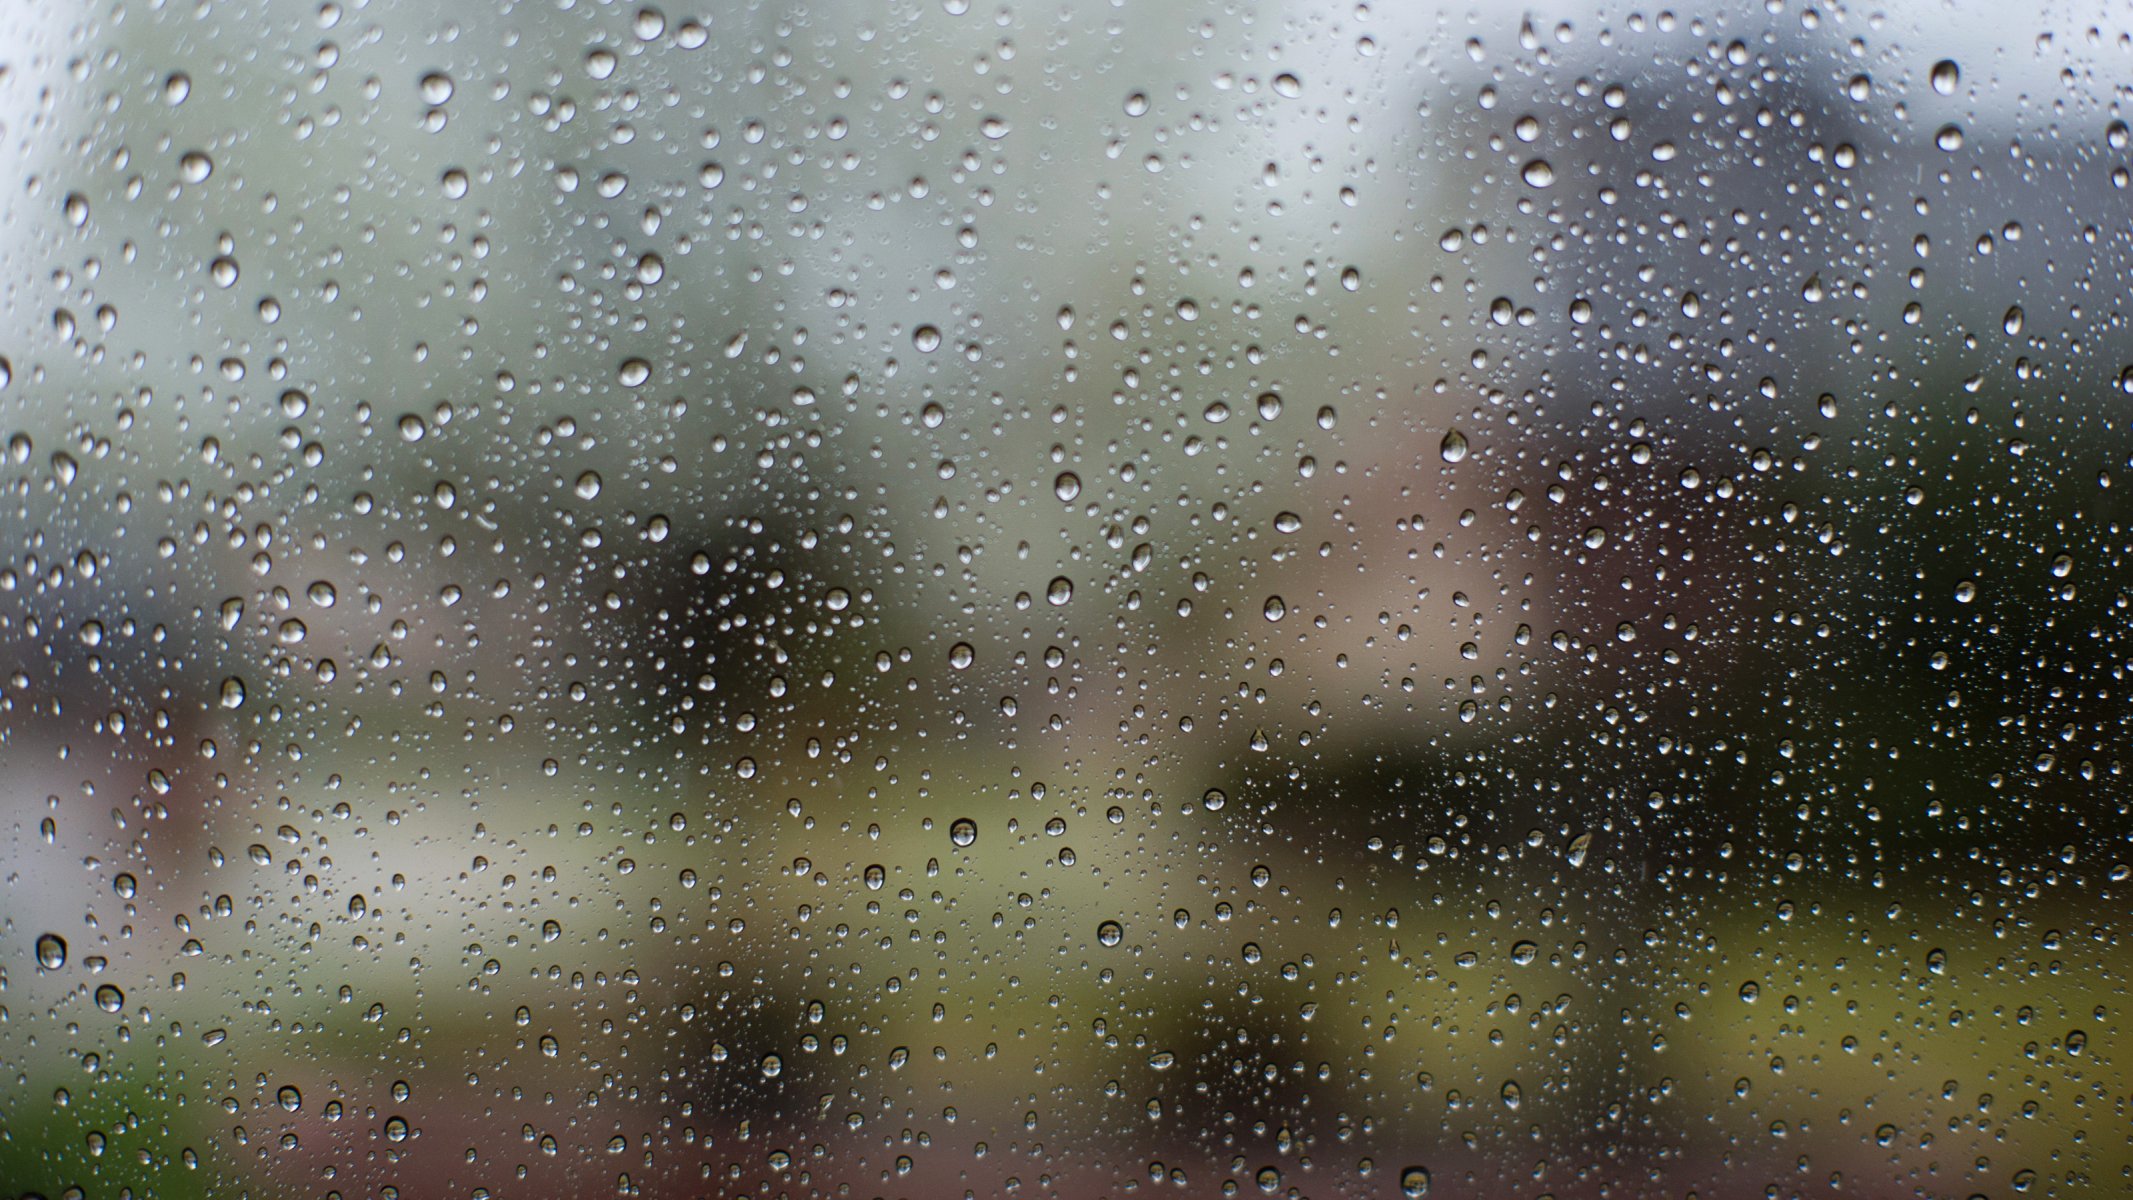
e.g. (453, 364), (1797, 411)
(0, 0), (2128, 1197)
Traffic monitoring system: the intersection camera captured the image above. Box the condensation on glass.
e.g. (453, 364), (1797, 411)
(0, 2), (2125, 1199)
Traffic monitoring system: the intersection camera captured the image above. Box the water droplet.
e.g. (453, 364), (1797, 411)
(277, 1085), (303, 1112)
(2003, 306), (2024, 337)
(619, 358), (651, 387)
(1439, 430), (1469, 463)
(1096, 920), (1123, 947)
(863, 864), (885, 890)
(1271, 73), (1301, 98)
(1510, 940), (1538, 965)
(178, 151), (213, 183)
(419, 71), (454, 104)
(1934, 123), (1964, 152)
(163, 72), (191, 105)
(574, 471), (603, 500)
(35, 933), (66, 970)
(220, 677), (247, 709)
(1500, 1080), (1522, 1109)
(912, 325), (942, 352)
(949, 642), (975, 670)
(1739, 980), (1761, 1002)
(94, 984), (124, 1012)
(1262, 595), (1287, 622)
(949, 818), (977, 847)
(398, 414), (428, 442)
(1954, 580), (1977, 603)
(1256, 392), (1282, 420)
(1201, 788), (1225, 811)
(1520, 159), (1555, 187)
(1054, 472), (1081, 502)
(1400, 1166), (1430, 1197)
(1046, 576), (1073, 606)
(1930, 59), (1960, 95)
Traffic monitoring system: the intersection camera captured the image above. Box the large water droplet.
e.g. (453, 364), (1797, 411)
(35, 933), (66, 970)
(1439, 430), (1469, 463)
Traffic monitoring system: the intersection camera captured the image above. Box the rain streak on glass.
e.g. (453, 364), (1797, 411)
(0, 4), (2127, 1200)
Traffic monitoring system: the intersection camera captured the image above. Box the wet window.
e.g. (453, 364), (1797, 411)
(1, 3), (2125, 1198)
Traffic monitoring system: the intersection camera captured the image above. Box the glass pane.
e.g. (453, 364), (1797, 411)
(2, 2), (2123, 1198)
